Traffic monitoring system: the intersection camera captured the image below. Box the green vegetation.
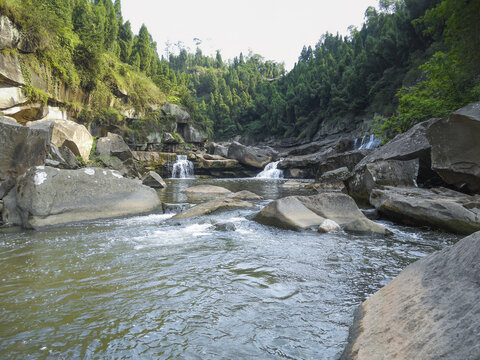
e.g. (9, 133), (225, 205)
(0, 0), (477, 144)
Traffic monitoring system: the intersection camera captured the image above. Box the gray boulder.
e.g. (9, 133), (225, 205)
(370, 186), (480, 234)
(0, 119), (51, 197)
(3, 166), (160, 229)
(347, 159), (419, 203)
(206, 142), (229, 158)
(317, 167), (351, 191)
(181, 124), (207, 144)
(227, 141), (277, 168)
(254, 196), (327, 230)
(172, 198), (253, 220)
(316, 150), (369, 180)
(356, 118), (441, 185)
(298, 193), (390, 234)
(341, 231), (480, 360)
(95, 132), (139, 178)
(254, 193), (390, 234)
(141, 171), (167, 188)
(426, 102), (480, 192)
(47, 145), (81, 169)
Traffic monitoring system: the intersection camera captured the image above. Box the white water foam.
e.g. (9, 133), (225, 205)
(256, 160), (284, 179)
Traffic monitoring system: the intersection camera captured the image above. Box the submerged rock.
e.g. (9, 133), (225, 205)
(183, 185), (233, 199)
(3, 166), (160, 229)
(341, 231), (480, 360)
(370, 186), (480, 234)
(228, 190), (263, 201)
(172, 198), (253, 220)
(426, 101), (480, 193)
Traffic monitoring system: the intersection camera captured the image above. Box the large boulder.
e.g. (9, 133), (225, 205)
(254, 193), (390, 234)
(426, 102), (480, 192)
(161, 103), (190, 123)
(206, 142), (229, 158)
(298, 193), (390, 234)
(96, 132), (133, 161)
(254, 196), (327, 230)
(27, 119), (93, 162)
(347, 159), (419, 203)
(370, 186), (480, 234)
(2, 166), (160, 229)
(316, 167), (351, 191)
(181, 124), (207, 144)
(356, 118), (441, 185)
(0, 118), (51, 197)
(172, 198), (254, 220)
(227, 141), (277, 168)
(341, 231), (480, 360)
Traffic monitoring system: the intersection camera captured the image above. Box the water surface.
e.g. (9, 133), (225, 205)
(0, 179), (459, 359)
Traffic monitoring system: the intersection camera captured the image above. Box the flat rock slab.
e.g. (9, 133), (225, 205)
(228, 190), (263, 200)
(4, 166), (160, 229)
(341, 231), (480, 360)
(172, 198), (253, 220)
(370, 186), (480, 234)
(183, 185), (233, 199)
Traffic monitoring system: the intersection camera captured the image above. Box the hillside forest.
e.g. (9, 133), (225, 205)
(0, 0), (479, 143)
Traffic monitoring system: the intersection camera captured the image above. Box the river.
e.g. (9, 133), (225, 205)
(0, 178), (459, 359)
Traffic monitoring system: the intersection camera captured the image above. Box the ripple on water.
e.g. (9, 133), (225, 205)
(0, 179), (461, 359)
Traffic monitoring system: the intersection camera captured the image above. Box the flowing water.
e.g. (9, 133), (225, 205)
(256, 160), (284, 179)
(171, 155), (194, 179)
(0, 178), (459, 359)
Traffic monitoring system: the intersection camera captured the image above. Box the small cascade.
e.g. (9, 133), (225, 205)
(355, 134), (382, 150)
(256, 160), (284, 179)
(171, 155), (194, 178)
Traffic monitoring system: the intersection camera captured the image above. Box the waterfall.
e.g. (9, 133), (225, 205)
(172, 155), (194, 178)
(355, 134), (381, 150)
(256, 160), (284, 179)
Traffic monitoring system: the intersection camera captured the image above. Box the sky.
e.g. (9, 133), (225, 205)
(121, 0), (380, 70)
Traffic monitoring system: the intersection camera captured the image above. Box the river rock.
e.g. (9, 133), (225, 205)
(3, 166), (160, 229)
(95, 132), (140, 177)
(172, 198), (253, 220)
(27, 119), (93, 162)
(183, 185), (233, 200)
(141, 171), (167, 188)
(426, 102), (480, 192)
(254, 196), (327, 230)
(318, 219), (341, 233)
(227, 141), (276, 168)
(228, 190), (263, 200)
(341, 231), (480, 360)
(317, 167), (351, 191)
(298, 193), (390, 234)
(196, 154), (241, 170)
(206, 142), (229, 158)
(347, 159), (419, 203)
(370, 186), (480, 234)
(0, 119), (51, 197)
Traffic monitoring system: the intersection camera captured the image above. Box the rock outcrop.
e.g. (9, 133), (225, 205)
(161, 103), (190, 123)
(370, 186), (480, 234)
(27, 119), (93, 162)
(426, 101), (480, 192)
(2, 166), (160, 229)
(227, 141), (277, 168)
(347, 159), (419, 203)
(95, 132), (140, 178)
(341, 231), (480, 360)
